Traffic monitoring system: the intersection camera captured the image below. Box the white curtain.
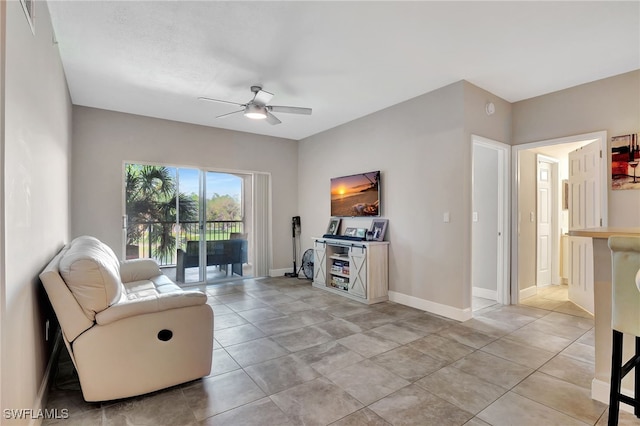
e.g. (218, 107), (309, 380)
(252, 173), (271, 277)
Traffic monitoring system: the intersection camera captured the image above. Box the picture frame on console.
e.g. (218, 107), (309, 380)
(344, 227), (357, 237)
(326, 218), (341, 235)
(369, 219), (388, 241)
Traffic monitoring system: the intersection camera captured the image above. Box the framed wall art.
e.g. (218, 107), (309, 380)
(611, 133), (640, 190)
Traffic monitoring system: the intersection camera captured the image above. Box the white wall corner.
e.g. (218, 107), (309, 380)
(29, 332), (64, 426)
(472, 287), (497, 301)
(519, 285), (537, 300)
(388, 291), (472, 322)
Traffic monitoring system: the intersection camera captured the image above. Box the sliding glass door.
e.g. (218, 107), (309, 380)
(125, 163), (254, 285)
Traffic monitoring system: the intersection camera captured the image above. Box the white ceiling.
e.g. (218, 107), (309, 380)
(47, 1), (640, 141)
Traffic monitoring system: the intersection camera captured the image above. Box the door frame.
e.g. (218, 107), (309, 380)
(471, 135), (511, 306)
(511, 131), (608, 303)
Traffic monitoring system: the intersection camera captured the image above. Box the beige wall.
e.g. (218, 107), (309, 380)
(71, 107), (298, 271)
(298, 81), (511, 318)
(513, 70), (640, 227)
(0, 0), (5, 414)
(462, 81), (512, 308)
(472, 144), (499, 292)
(2, 1), (72, 421)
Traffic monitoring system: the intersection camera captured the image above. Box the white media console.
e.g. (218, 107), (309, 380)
(312, 237), (389, 304)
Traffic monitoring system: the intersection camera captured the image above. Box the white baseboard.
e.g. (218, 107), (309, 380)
(472, 287), (497, 301)
(519, 285), (537, 300)
(30, 330), (63, 426)
(592, 378), (635, 414)
(388, 291), (472, 322)
(269, 268), (292, 277)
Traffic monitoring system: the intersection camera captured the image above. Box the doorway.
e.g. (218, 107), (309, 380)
(512, 131), (607, 306)
(471, 135), (510, 313)
(124, 163), (267, 285)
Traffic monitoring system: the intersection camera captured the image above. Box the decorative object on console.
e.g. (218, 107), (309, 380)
(326, 218), (341, 235)
(355, 228), (367, 238)
(331, 171), (380, 217)
(344, 227), (357, 237)
(611, 133), (640, 190)
(370, 219), (388, 241)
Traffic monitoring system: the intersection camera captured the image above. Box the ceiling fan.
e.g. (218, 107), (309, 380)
(198, 86), (312, 125)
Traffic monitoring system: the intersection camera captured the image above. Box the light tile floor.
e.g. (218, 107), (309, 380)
(43, 280), (640, 425)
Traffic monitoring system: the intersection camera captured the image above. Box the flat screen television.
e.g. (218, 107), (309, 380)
(330, 171), (380, 217)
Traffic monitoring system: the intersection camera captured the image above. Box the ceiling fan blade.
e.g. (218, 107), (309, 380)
(253, 89), (274, 106)
(269, 105), (312, 115)
(198, 97), (245, 107)
(265, 111), (281, 125)
(216, 109), (244, 119)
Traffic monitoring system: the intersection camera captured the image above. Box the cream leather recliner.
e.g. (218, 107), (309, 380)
(40, 235), (214, 402)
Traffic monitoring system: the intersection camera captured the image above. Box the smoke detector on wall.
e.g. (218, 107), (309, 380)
(485, 102), (495, 116)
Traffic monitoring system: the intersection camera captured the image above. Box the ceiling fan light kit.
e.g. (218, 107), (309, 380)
(199, 86), (312, 125)
(244, 104), (267, 120)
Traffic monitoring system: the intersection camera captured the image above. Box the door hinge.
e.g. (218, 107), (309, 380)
(600, 150), (602, 158)
(600, 218), (603, 226)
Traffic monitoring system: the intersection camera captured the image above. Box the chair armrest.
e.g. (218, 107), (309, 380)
(120, 258), (161, 283)
(95, 291), (207, 325)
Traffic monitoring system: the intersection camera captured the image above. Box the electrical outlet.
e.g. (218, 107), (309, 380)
(443, 212), (450, 223)
(472, 212), (478, 222)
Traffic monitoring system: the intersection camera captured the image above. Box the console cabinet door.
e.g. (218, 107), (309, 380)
(348, 246), (367, 298)
(313, 240), (327, 285)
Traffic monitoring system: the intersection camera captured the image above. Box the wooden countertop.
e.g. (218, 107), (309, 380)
(568, 227), (640, 239)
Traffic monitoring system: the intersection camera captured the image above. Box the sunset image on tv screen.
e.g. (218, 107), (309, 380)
(330, 171), (380, 217)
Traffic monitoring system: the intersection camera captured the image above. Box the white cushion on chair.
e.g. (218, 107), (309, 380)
(58, 236), (123, 320)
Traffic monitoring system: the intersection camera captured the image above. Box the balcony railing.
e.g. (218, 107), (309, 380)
(126, 220), (244, 266)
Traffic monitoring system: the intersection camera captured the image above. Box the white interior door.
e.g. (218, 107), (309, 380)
(568, 141), (601, 313)
(472, 136), (510, 306)
(536, 158), (553, 287)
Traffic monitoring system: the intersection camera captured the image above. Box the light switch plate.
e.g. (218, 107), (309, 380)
(473, 212), (478, 222)
(444, 212), (450, 223)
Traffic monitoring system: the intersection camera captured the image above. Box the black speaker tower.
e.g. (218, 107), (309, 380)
(284, 216), (301, 277)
